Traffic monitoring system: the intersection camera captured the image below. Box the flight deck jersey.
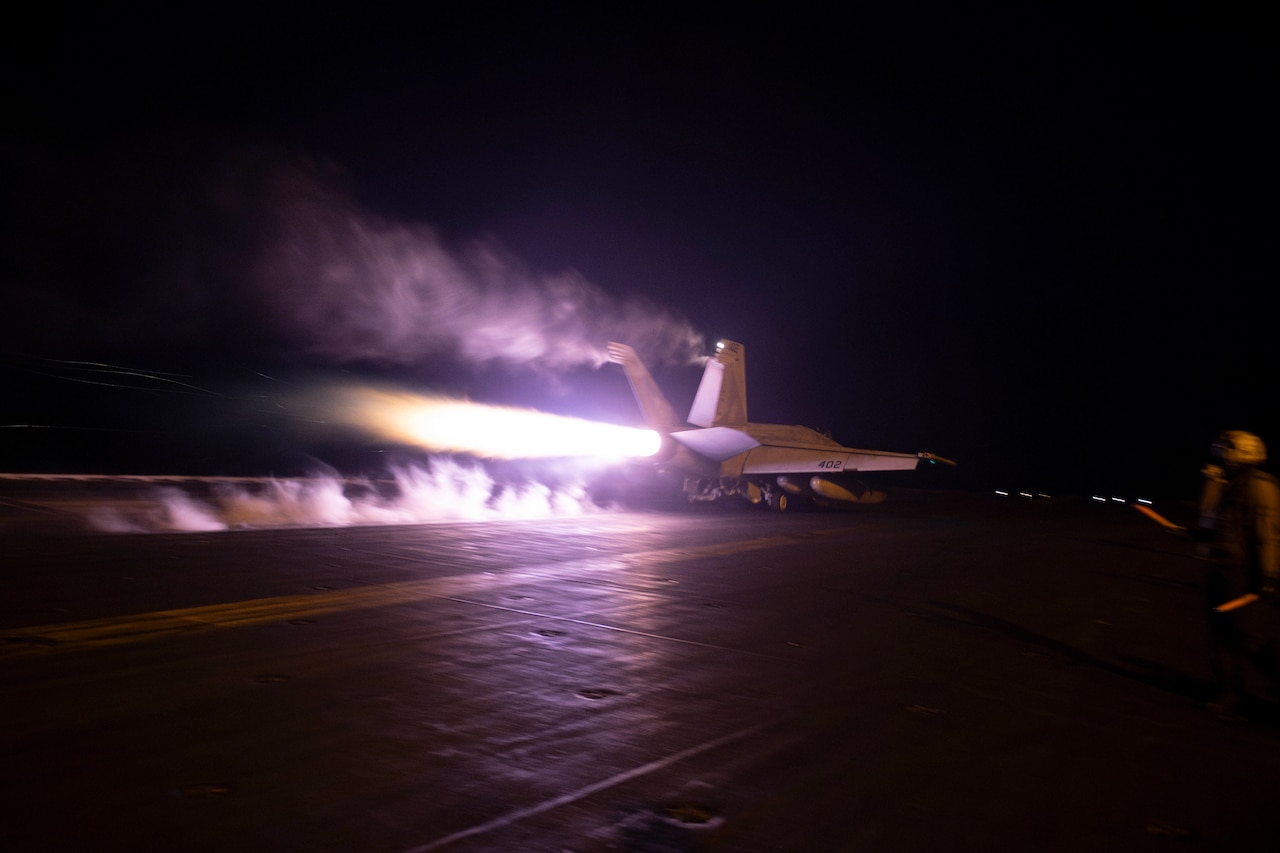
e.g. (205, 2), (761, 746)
(1211, 467), (1280, 596)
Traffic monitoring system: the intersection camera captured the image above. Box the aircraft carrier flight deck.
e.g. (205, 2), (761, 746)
(3, 478), (1277, 852)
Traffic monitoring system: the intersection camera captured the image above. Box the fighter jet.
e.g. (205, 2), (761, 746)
(607, 339), (954, 510)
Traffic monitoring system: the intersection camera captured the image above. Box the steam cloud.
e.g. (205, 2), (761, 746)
(225, 151), (705, 370)
(3, 147), (705, 373)
(87, 459), (606, 533)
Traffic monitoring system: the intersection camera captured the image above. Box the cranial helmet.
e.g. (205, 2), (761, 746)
(1212, 430), (1267, 467)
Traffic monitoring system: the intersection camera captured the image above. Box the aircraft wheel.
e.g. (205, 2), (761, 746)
(766, 491), (789, 512)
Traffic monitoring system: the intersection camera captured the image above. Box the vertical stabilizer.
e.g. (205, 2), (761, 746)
(688, 340), (747, 427)
(606, 342), (682, 429)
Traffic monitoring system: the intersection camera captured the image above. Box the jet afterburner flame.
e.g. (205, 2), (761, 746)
(331, 387), (660, 460)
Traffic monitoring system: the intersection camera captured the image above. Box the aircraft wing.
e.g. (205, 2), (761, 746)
(731, 445), (925, 475)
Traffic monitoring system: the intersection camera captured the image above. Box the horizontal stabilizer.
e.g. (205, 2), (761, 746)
(671, 426), (761, 461)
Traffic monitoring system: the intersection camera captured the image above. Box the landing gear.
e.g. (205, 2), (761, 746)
(684, 477), (799, 512)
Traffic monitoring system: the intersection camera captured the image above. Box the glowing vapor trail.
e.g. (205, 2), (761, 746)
(0, 149), (706, 380)
(325, 386), (660, 460)
(226, 151), (705, 371)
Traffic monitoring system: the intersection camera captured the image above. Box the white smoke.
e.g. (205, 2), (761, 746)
(225, 151), (705, 370)
(88, 488), (226, 533)
(85, 458), (606, 533)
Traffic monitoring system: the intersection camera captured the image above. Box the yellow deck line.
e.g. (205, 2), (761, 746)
(2, 528), (847, 654)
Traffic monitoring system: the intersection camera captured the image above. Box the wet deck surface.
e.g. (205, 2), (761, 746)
(3, 482), (1279, 851)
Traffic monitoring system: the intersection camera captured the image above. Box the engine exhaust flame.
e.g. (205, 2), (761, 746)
(323, 386), (660, 460)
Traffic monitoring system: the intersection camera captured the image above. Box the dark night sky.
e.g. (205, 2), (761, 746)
(2, 4), (1275, 497)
